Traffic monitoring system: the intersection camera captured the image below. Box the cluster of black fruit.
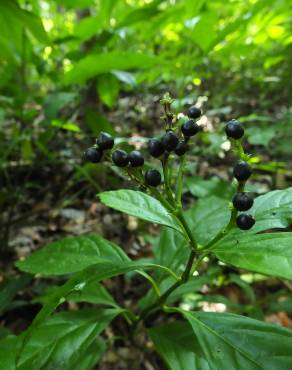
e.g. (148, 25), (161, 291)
(84, 109), (255, 231)
(84, 106), (201, 187)
(225, 119), (255, 230)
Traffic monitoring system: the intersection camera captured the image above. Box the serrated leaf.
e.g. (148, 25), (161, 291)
(16, 309), (118, 370)
(149, 321), (210, 370)
(212, 232), (292, 280)
(16, 234), (130, 276)
(177, 310), (292, 370)
(99, 190), (183, 233)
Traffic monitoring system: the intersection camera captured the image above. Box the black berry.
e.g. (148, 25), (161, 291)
(225, 120), (244, 139)
(175, 140), (189, 156)
(236, 214), (255, 230)
(84, 147), (103, 163)
(112, 149), (129, 167)
(181, 120), (200, 137)
(145, 169), (161, 187)
(233, 162), (252, 182)
(129, 150), (144, 167)
(96, 132), (114, 150)
(162, 131), (179, 152)
(233, 192), (253, 211)
(187, 106), (201, 119)
(148, 138), (164, 158)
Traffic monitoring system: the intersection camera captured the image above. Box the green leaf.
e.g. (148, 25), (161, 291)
(178, 310), (292, 370)
(44, 92), (77, 121)
(71, 337), (106, 370)
(99, 190), (183, 233)
(64, 51), (158, 84)
(187, 196), (230, 245)
(51, 119), (81, 132)
(0, 0), (49, 46)
(67, 281), (117, 307)
(149, 321), (210, 370)
(16, 234), (130, 276)
(185, 176), (234, 199)
(154, 227), (189, 273)
(250, 187), (292, 232)
(16, 308), (118, 370)
(97, 73), (120, 108)
(212, 232), (292, 280)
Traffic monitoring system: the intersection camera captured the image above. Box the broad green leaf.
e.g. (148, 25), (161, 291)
(21, 260), (168, 337)
(97, 73), (120, 108)
(0, 335), (20, 370)
(16, 309), (118, 370)
(99, 190), (183, 233)
(67, 281), (117, 307)
(64, 51), (158, 84)
(71, 337), (106, 370)
(178, 310), (292, 370)
(187, 196), (230, 245)
(154, 227), (189, 273)
(149, 322), (210, 370)
(212, 232), (292, 280)
(16, 234), (130, 275)
(185, 176), (234, 199)
(250, 187), (292, 232)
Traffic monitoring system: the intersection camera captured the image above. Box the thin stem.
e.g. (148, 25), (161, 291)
(131, 249), (197, 333)
(175, 155), (186, 208)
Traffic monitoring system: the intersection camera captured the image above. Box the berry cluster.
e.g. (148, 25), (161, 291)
(84, 105), (202, 188)
(225, 119), (255, 230)
(84, 99), (255, 232)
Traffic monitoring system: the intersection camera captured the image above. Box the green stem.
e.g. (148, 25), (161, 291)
(175, 155), (186, 208)
(162, 154), (175, 205)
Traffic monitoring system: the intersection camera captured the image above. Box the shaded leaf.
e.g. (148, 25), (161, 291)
(149, 321), (210, 370)
(178, 310), (292, 370)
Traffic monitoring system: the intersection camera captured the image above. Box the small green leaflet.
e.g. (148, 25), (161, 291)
(16, 234), (130, 276)
(212, 232), (292, 280)
(175, 309), (292, 370)
(99, 190), (183, 234)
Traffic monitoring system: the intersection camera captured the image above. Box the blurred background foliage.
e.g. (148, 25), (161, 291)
(0, 0), (291, 247)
